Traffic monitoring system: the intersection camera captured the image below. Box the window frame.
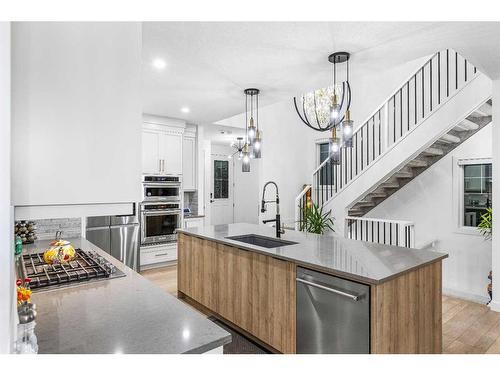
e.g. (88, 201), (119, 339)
(213, 159), (229, 200)
(453, 157), (492, 236)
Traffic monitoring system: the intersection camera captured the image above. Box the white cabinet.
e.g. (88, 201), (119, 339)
(182, 135), (196, 190)
(140, 243), (177, 269)
(142, 120), (184, 175)
(163, 133), (183, 175)
(142, 130), (162, 174)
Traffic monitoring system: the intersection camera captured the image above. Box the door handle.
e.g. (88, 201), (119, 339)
(296, 278), (362, 301)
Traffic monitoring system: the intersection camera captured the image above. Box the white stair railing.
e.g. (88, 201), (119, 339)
(294, 185), (311, 231)
(312, 49), (479, 208)
(345, 216), (415, 248)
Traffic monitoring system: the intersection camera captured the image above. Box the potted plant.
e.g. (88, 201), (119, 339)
(299, 203), (335, 235)
(478, 207), (492, 303)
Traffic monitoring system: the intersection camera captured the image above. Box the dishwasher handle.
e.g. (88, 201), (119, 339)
(296, 277), (363, 301)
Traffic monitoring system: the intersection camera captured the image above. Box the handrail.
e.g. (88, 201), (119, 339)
(295, 185), (311, 203)
(294, 185), (311, 231)
(345, 216), (414, 226)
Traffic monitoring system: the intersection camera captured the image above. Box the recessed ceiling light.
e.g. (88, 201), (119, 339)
(180, 106), (190, 113)
(152, 58), (166, 70)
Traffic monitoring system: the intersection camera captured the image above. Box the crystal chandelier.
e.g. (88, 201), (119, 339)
(293, 52), (354, 164)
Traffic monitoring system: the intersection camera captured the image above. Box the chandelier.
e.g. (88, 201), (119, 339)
(230, 88), (262, 173)
(293, 52), (354, 164)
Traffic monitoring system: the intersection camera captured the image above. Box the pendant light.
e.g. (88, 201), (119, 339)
(240, 88), (263, 172)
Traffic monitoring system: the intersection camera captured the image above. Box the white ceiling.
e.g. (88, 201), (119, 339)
(142, 22), (500, 125)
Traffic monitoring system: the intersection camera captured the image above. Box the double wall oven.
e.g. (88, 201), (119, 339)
(140, 175), (182, 246)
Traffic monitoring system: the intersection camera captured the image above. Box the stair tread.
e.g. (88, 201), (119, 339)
(438, 133), (461, 143)
(422, 147), (444, 156)
(408, 159), (428, 167)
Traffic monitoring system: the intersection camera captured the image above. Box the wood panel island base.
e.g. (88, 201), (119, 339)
(177, 224), (447, 354)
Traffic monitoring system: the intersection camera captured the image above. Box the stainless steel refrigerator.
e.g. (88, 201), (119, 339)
(86, 204), (140, 271)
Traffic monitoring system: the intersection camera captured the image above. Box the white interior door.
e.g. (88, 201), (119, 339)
(210, 155), (233, 225)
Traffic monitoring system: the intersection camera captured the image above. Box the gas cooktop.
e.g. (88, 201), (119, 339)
(20, 249), (125, 291)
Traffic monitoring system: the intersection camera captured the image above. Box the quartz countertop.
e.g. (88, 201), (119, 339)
(21, 238), (231, 354)
(177, 223), (448, 285)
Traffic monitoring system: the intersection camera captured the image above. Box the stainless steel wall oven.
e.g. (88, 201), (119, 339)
(140, 202), (181, 245)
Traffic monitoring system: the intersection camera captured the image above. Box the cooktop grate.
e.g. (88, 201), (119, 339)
(21, 249), (125, 290)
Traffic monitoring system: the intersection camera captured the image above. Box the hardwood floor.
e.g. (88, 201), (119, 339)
(141, 265), (500, 354)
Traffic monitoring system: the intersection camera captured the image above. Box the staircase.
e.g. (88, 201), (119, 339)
(296, 49), (493, 239)
(349, 99), (491, 216)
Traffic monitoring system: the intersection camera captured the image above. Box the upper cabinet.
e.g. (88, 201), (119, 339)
(11, 23), (142, 210)
(142, 115), (185, 176)
(182, 128), (197, 191)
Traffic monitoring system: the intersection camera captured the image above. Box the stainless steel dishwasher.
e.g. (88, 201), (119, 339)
(296, 267), (370, 354)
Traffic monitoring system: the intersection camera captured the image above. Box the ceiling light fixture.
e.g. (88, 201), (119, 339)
(180, 106), (190, 113)
(293, 52), (354, 164)
(152, 58), (166, 70)
(228, 89), (264, 172)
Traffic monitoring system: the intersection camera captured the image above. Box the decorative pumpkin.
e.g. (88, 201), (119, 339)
(43, 240), (76, 264)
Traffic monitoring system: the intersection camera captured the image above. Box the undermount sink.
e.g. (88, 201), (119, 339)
(225, 234), (298, 249)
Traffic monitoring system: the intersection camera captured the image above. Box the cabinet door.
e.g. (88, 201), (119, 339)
(177, 234), (218, 311)
(142, 130), (161, 174)
(161, 133), (183, 175)
(182, 136), (196, 190)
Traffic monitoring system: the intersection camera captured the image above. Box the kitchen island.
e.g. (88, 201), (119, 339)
(177, 223), (448, 354)
(21, 238), (231, 354)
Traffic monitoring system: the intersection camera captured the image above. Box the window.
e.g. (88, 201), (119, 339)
(318, 142), (334, 185)
(213, 160), (229, 199)
(463, 163), (492, 227)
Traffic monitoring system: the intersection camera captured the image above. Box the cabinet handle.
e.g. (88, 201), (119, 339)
(159, 159), (161, 173)
(162, 159), (165, 173)
(155, 252), (169, 257)
(296, 278), (362, 301)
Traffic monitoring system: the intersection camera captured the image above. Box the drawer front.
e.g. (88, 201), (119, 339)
(140, 245), (177, 265)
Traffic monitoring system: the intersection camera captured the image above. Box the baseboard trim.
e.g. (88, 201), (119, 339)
(489, 300), (500, 312)
(443, 287), (490, 305)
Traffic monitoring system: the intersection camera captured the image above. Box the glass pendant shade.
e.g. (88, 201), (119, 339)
(341, 110), (354, 148)
(242, 152), (251, 172)
(329, 130), (341, 165)
(248, 117), (257, 142)
(253, 130), (262, 159)
(342, 119), (353, 148)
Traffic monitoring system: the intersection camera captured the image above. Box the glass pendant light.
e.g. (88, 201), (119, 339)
(341, 110), (354, 147)
(253, 129), (262, 159)
(329, 126), (341, 164)
(242, 143), (251, 172)
(243, 88), (263, 170)
(330, 93), (340, 124)
(248, 116), (257, 143)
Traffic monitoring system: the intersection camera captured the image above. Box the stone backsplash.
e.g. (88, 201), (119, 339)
(184, 191), (198, 214)
(33, 217), (82, 240)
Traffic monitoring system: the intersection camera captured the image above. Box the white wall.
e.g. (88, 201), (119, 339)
(492, 80), (500, 311)
(366, 124), (493, 303)
(0, 22), (14, 354)
(233, 157), (260, 224)
(11, 23), (142, 213)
